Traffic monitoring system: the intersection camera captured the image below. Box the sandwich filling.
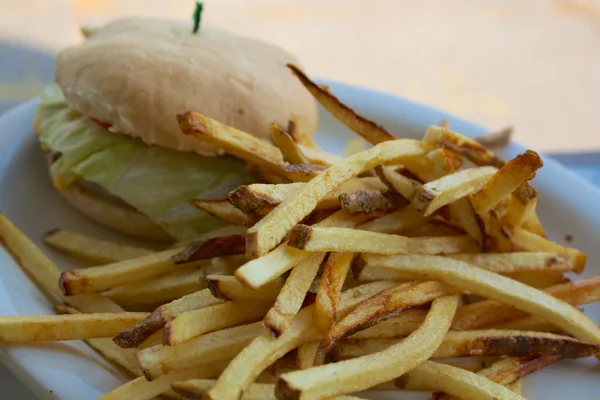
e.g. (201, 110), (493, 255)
(36, 83), (250, 240)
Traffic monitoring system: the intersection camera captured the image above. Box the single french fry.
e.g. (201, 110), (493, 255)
(275, 296), (459, 399)
(356, 205), (426, 234)
(375, 166), (421, 200)
(172, 235), (246, 264)
(164, 300), (271, 345)
(505, 271), (570, 289)
(512, 228), (585, 273)
(522, 208), (546, 237)
(321, 282), (452, 355)
(448, 198), (484, 248)
(475, 127), (513, 151)
(98, 364), (227, 400)
(287, 64), (397, 144)
(189, 199), (248, 226)
(103, 269), (205, 307)
(297, 144), (341, 166)
(43, 229), (153, 264)
(403, 361), (524, 400)
(271, 123), (310, 165)
(287, 120), (319, 150)
(113, 289), (223, 348)
(349, 309), (428, 339)
(296, 341), (320, 370)
(137, 322), (264, 380)
(245, 139), (429, 258)
(332, 330), (599, 359)
(264, 253), (326, 337)
(364, 254), (600, 343)
(487, 315), (564, 332)
(423, 125), (505, 168)
(339, 190), (405, 215)
(204, 281), (396, 400)
(471, 150), (543, 214)
(235, 211), (368, 289)
(172, 380), (276, 400)
(480, 209), (516, 252)
(59, 248), (203, 296)
(206, 275), (282, 301)
(228, 178), (387, 215)
(0, 213), (64, 301)
(343, 138), (367, 157)
(0, 313), (147, 342)
(288, 225), (476, 254)
(413, 167), (497, 216)
(178, 112), (286, 171)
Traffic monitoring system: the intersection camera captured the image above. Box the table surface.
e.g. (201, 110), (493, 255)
(2, 1), (600, 397)
(2, 0), (600, 152)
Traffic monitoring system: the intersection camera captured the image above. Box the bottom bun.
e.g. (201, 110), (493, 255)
(58, 184), (173, 242)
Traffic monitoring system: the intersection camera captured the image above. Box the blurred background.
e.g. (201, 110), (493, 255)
(1, 0), (600, 153)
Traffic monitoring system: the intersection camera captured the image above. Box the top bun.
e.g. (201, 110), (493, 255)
(56, 18), (318, 156)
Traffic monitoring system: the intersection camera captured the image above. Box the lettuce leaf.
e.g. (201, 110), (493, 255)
(37, 83), (250, 239)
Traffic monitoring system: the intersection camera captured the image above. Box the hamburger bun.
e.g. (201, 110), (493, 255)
(56, 17), (318, 156)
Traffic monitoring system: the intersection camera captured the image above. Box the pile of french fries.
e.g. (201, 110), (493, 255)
(1, 64), (599, 400)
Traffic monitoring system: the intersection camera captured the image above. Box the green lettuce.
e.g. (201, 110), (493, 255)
(37, 83), (250, 239)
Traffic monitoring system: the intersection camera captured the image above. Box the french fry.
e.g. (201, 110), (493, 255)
(103, 269), (205, 307)
(512, 227), (585, 273)
(471, 150), (543, 214)
(474, 127), (513, 151)
(228, 178), (387, 215)
(488, 315), (563, 332)
(246, 163), (290, 184)
(505, 271), (570, 289)
(480, 209), (516, 252)
(296, 341), (320, 370)
(98, 364), (227, 400)
(236, 211), (368, 289)
(271, 123), (310, 165)
(423, 125), (505, 168)
(113, 289), (223, 348)
(0, 312), (147, 342)
(356, 205), (426, 234)
(313, 252), (355, 336)
(137, 322), (264, 380)
(349, 309), (428, 339)
(452, 276), (600, 330)
(375, 166), (421, 200)
(448, 198), (484, 248)
(204, 281), (396, 400)
(287, 120), (320, 151)
(339, 190), (406, 215)
(0, 213), (64, 301)
(413, 166), (497, 216)
(522, 208), (546, 237)
(332, 330), (599, 360)
(172, 380), (276, 400)
(172, 235), (246, 264)
(287, 226), (476, 254)
(287, 64), (397, 144)
(364, 254), (600, 343)
(504, 183), (539, 228)
(245, 139), (429, 258)
(321, 281), (452, 356)
(164, 300), (271, 345)
(402, 360), (524, 400)
(43, 229), (153, 264)
(206, 275), (282, 301)
(178, 111), (286, 171)
(343, 138), (367, 157)
(275, 296), (459, 399)
(264, 253), (326, 337)
(59, 248), (203, 296)
(281, 163), (325, 182)
(189, 199), (248, 226)
(298, 144), (341, 166)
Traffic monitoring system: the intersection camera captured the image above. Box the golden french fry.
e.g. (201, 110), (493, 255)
(512, 228), (585, 273)
(206, 275), (282, 301)
(137, 322), (263, 380)
(113, 289), (223, 348)
(0, 312), (147, 342)
(375, 166), (421, 200)
(287, 120), (320, 151)
(364, 254), (600, 343)
(287, 225), (476, 254)
(204, 281), (396, 400)
(172, 235), (246, 264)
(189, 199), (248, 226)
(0, 213), (64, 301)
(275, 296), (459, 399)
(423, 125), (505, 168)
(103, 269), (205, 307)
(271, 123), (310, 165)
(287, 64), (397, 144)
(448, 198), (484, 248)
(228, 178), (387, 215)
(402, 360), (524, 400)
(264, 253), (326, 337)
(413, 167), (497, 216)
(172, 380), (276, 400)
(349, 309), (428, 339)
(505, 271), (570, 289)
(480, 209), (516, 252)
(245, 139), (429, 258)
(59, 248), (202, 296)
(296, 341), (320, 370)
(43, 229), (153, 264)
(343, 138), (367, 157)
(281, 163), (324, 182)
(339, 190), (406, 215)
(471, 150), (543, 214)
(98, 364), (227, 400)
(164, 300), (271, 345)
(356, 205), (426, 234)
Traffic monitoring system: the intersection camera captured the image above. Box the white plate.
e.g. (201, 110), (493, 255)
(1, 81), (600, 400)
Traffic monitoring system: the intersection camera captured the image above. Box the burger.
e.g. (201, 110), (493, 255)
(34, 17), (318, 241)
